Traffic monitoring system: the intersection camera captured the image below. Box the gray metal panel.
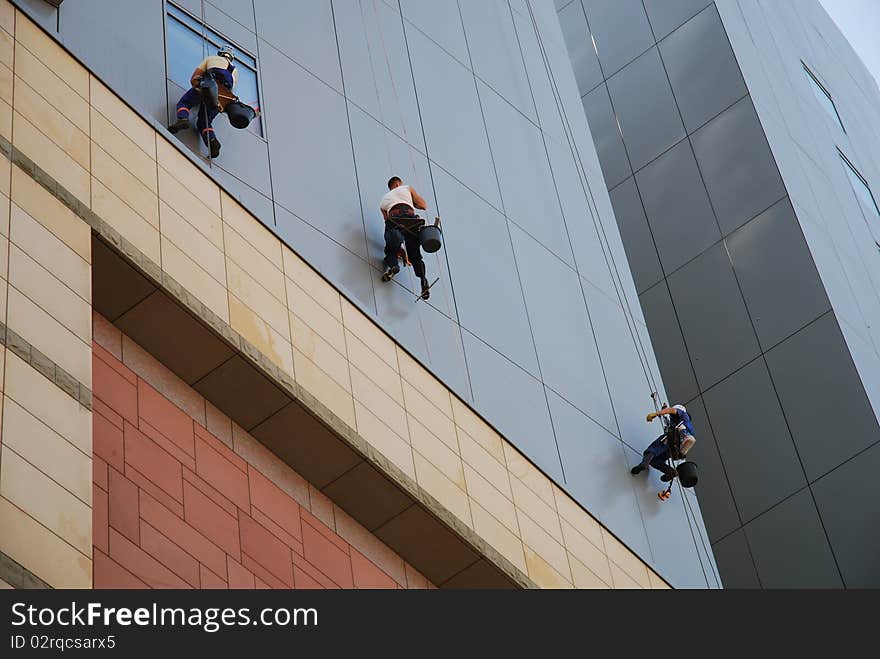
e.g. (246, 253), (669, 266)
(682, 396), (742, 543)
(335, 0), (426, 154)
(690, 97), (787, 235)
(550, 391), (651, 559)
(205, 121), (272, 198)
(253, 0), (342, 92)
(479, 82), (574, 266)
(657, 4), (747, 132)
(606, 47), (686, 172)
(581, 0), (654, 77)
(203, 2), (257, 55)
(400, 0), (469, 65)
(642, 0), (712, 40)
(545, 137), (617, 299)
(462, 331), (562, 483)
(702, 357), (806, 523)
(60, 0), (168, 120)
(459, 0), (535, 121)
(666, 242), (760, 391)
(209, 165), (275, 231)
(609, 177), (663, 294)
(581, 85), (631, 190)
(416, 301), (472, 404)
(209, 0), (256, 32)
(259, 41), (367, 259)
(558, 0), (602, 95)
(510, 223), (615, 432)
(812, 442), (880, 587)
(765, 313), (880, 481)
(711, 529), (759, 588)
(274, 205), (376, 314)
(635, 139), (720, 275)
(431, 167), (539, 377)
(638, 280), (698, 404)
(407, 33), (502, 210)
(744, 489), (843, 588)
(726, 198), (831, 351)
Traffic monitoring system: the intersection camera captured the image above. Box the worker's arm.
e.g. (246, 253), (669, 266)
(410, 186), (428, 211)
(647, 407), (678, 422)
(381, 208), (388, 220)
(190, 61), (208, 87)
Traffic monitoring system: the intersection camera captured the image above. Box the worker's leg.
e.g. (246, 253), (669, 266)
(649, 453), (677, 481)
(196, 104), (221, 157)
(403, 231), (430, 298)
(383, 224), (404, 280)
(169, 87), (200, 133)
(631, 436), (666, 474)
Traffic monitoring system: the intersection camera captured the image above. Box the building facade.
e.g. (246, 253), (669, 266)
(559, 0), (880, 587)
(0, 0), (717, 590)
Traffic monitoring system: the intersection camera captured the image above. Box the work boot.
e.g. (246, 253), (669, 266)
(630, 463), (646, 475)
(208, 136), (221, 158)
(420, 276), (431, 300)
(381, 264), (399, 282)
(660, 471), (675, 482)
(168, 117), (190, 134)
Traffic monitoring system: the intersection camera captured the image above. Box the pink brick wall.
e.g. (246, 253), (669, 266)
(92, 313), (434, 589)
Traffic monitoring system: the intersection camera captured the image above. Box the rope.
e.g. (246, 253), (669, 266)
(198, 0), (213, 166)
(360, 0), (394, 174)
(522, 1), (658, 398)
(522, 2), (714, 586)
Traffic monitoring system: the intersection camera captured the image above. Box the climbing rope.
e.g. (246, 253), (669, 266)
(198, 0), (213, 166)
(522, 1), (714, 586)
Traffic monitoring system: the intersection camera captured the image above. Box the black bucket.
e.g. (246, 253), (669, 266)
(420, 224), (442, 253)
(676, 461), (698, 488)
(226, 101), (256, 129)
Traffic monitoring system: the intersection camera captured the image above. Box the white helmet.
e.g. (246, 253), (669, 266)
(217, 44), (234, 61)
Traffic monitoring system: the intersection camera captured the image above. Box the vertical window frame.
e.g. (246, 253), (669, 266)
(803, 62), (846, 133)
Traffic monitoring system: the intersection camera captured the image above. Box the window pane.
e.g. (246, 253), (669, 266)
(235, 67), (262, 135)
(804, 65), (845, 132)
(167, 16), (206, 90)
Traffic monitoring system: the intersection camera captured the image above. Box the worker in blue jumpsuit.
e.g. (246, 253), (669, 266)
(630, 404), (696, 482)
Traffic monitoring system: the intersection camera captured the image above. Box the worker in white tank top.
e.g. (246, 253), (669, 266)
(379, 176), (432, 299)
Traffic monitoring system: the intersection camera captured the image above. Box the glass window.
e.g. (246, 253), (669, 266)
(166, 2), (262, 136)
(803, 63), (845, 133)
(840, 150), (880, 223)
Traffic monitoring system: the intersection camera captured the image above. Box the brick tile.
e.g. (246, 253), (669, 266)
(302, 520), (353, 588)
(182, 480), (240, 559)
(93, 548), (148, 589)
(109, 528), (189, 589)
(181, 466), (235, 517)
(93, 398), (122, 430)
(308, 485), (334, 529)
(93, 313), (122, 359)
(249, 466), (301, 542)
(125, 464), (184, 518)
(122, 335), (205, 426)
(194, 434), (249, 510)
(239, 512), (294, 587)
(405, 563), (430, 589)
(301, 509), (347, 553)
(334, 508), (405, 586)
(139, 520), (199, 587)
(195, 422), (246, 472)
(93, 343), (136, 385)
(139, 490), (226, 578)
(205, 403), (232, 449)
(108, 467), (139, 544)
(250, 506), (303, 555)
(293, 565), (324, 589)
(351, 549), (397, 589)
(124, 421), (183, 501)
(93, 483), (108, 554)
(94, 411), (124, 472)
(138, 418), (196, 472)
(93, 356), (137, 424)
(200, 564), (227, 589)
(137, 379), (195, 458)
(241, 553), (288, 590)
(292, 552), (339, 589)
(93, 455), (108, 491)
(227, 556), (255, 589)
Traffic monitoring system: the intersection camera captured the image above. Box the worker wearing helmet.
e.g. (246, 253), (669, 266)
(168, 45), (238, 158)
(631, 404), (697, 481)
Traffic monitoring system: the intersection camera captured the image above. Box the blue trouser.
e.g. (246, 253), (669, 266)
(642, 436), (676, 478)
(175, 87), (219, 146)
(383, 208), (426, 278)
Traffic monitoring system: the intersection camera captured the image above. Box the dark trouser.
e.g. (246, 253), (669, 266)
(175, 87), (220, 147)
(641, 436), (676, 479)
(384, 209), (425, 279)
